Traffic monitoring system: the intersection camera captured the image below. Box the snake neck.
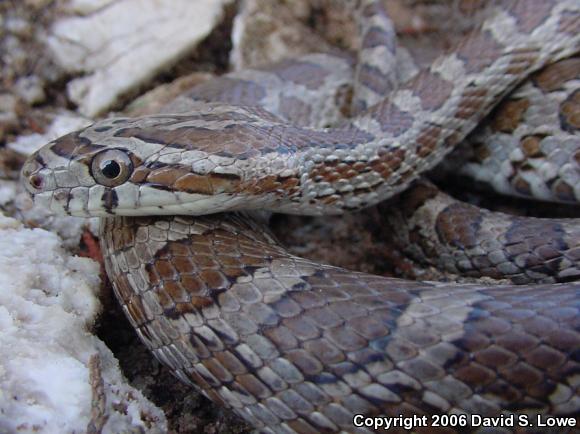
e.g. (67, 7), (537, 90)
(101, 214), (293, 316)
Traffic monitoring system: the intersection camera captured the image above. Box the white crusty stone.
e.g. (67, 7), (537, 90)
(7, 111), (91, 157)
(47, 0), (232, 116)
(0, 213), (167, 433)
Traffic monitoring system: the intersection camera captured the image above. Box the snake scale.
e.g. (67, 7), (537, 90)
(21, 0), (580, 432)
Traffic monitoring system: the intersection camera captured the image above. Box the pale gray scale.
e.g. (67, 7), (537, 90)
(351, 0), (404, 114)
(53, 168), (80, 188)
(384, 180), (580, 284)
(102, 215), (580, 430)
(164, 52), (355, 129)
(445, 73), (580, 203)
(23, 2), (580, 218)
(420, 0), (501, 33)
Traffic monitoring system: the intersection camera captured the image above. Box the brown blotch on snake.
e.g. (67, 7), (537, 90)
(411, 70), (455, 111)
(50, 130), (104, 159)
(357, 63), (396, 95)
(185, 77), (268, 106)
(386, 180), (580, 284)
(264, 59), (330, 90)
(489, 98), (531, 133)
(560, 88), (580, 132)
(372, 102), (414, 135)
(511, 0), (557, 33)
(533, 56), (580, 91)
(101, 214), (580, 432)
(455, 30), (504, 74)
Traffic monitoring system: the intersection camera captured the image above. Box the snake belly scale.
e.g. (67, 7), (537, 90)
(20, 1), (580, 433)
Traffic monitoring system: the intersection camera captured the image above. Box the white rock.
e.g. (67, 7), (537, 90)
(14, 76), (46, 105)
(7, 111), (91, 156)
(46, 0), (232, 116)
(0, 181), (17, 207)
(67, 0), (117, 14)
(230, 0), (330, 70)
(0, 213), (167, 434)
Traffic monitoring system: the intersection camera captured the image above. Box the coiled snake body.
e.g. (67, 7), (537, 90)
(21, 1), (580, 432)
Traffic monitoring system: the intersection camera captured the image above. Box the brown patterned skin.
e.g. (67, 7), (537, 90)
(385, 180), (580, 284)
(19, 1), (580, 433)
(21, 2), (580, 217)
(445, 54), (580, 203)
(101, 214), (580, 434)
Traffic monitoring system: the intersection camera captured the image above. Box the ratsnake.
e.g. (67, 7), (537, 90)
(20, 0), (580, 432)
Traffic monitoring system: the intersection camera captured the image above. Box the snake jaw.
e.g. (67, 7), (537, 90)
(22, 146), (258, 217)
(21, 146), (86, 216)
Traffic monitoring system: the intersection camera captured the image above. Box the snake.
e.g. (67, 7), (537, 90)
(443, 53), (580, 204)
(20, 0), (580, 432)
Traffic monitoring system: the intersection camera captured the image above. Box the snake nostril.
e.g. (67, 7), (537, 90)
(29, 174), (44, 190)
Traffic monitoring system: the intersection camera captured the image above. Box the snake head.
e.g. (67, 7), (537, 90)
(21, 121), (146, 216)
(21, 106), (301, 217)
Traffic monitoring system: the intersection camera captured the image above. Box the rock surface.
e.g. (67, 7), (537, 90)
(0, 213), (167, 433)
(47, 0), (232, 116)
(1, 1), (248, 431)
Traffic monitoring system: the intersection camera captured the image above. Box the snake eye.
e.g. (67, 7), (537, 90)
(91, 149), (133, 187)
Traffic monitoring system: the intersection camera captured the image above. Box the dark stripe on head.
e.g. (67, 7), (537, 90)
(34, 152), (47, 168)
(102, 188), (118, 213)
(50, 131), (91, 158)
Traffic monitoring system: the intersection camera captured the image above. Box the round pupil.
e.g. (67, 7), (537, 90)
(101, 160), (121, 179)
